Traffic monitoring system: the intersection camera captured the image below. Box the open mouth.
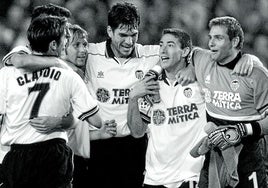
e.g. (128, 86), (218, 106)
(210, 49), (218, 53)
(161, 56), (169, 61)
(77, 56), (86, 60)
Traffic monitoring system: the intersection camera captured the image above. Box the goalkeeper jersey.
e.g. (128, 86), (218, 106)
(194, 49), (268, 123)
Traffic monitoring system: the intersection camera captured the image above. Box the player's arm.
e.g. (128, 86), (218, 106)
(176, 48), (196, 86)
(232, 54), (263, 76)
(177, 48), (260, 86)
(83, 111), (102, 129)
(30, 113), (78, 133)
(10, 54), (71, 71)
(127, 97), (148, 138)
(127, 76), (159, 138)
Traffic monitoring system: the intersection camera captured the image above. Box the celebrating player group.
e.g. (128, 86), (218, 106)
(0, 2), (267, 188)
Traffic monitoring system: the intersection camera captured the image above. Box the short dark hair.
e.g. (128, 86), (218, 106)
(108, 2), (140, 30)
(27, 16), (68, 53)
(209, 16), (244, 50)
(162, 28), (192, 49)
(31, 3), (71, 21)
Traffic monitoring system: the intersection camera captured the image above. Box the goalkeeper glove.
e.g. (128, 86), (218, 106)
(208, 122), (261, 150)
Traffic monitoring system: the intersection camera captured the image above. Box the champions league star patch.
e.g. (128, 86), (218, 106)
(230, 79), (240, 91)
(96, 88), (110, 102)
(152, 109), (166, 125)
(135, 70), (144, 80)
(183, 88), (193, 98)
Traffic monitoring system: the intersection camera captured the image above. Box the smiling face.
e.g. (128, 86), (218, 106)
(65, 29), (88, 67)
(159, 33), (188, 73)
(107, 24), (138, 58)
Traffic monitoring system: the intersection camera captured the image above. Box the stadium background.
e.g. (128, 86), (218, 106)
(0, 0), (267, 67)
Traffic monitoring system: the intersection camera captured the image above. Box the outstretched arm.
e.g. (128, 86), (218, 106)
(10, 54), (71, 71)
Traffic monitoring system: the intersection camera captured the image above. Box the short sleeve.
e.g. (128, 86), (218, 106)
(67, 71), (99, 121)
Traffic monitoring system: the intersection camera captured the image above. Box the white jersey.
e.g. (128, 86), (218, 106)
(140, 75), (207, 187)
(2, 45), (31, 66)
(0, 65), (99, 145)
(85, 40), (160, 137)
(2, 46), (95, 158)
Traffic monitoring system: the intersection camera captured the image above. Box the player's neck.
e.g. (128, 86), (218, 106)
(165, 60), (186, 84)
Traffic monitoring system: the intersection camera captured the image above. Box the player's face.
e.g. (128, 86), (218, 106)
(66, 34), (88, 67)
(208, 25), (235, 65)
(107, 24), (138, 58)
(159, 34), (185, 73)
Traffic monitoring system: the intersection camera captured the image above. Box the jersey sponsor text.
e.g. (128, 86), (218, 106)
(111, 88), (130, 104)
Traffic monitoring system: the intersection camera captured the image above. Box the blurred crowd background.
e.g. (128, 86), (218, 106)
(0, 0), (267, 66)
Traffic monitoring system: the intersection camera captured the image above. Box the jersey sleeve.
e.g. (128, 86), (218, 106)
(2, 46), (31, 66)
(138, 97), (152, 123)
(67, 71), (99, 121)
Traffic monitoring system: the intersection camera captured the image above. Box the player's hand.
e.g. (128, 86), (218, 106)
(129, 75), (159, 100)
(232, 54), (254, 76)
(208, 123), (249, 150)
(30, 113), (74, 134)
(176, 64), (196, 86)
(30, 116), (64, 134)
(99, 120), (117, 139)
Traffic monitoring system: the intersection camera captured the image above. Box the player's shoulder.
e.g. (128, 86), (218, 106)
(193, 47), (210, 58)
(88, 41), (106, 56)
(135, 44), (159, 57)
(2, 46), (32, 66)
(250, 64), (268, 78)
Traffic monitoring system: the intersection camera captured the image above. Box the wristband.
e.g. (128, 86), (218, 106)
(250, 121), (262, 136)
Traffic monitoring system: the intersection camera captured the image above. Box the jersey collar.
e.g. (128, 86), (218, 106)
(217, 52), (242, 70)
(161, 71), (179, 87)
(105, 39), (138, 59)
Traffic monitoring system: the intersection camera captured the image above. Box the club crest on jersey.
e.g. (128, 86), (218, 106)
(97, 71), (104, 78)
(152, 109), (166, 125)
(135, 70), (144, 80)
(230, 79), (239, 91)
(205, 74), (211, 84)
(96, 88), (110, 102)
(183, 87), (192, 98)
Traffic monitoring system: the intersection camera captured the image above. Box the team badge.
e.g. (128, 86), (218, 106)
(230, 79), (239, 91)
(152, 109), (166, 125)
(183, 87), (193, 98)
(96, 88), (110, 102)
(205, 74), (211, 84)
(135, 70), (144, 80)
(97, 71), (104, 78)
